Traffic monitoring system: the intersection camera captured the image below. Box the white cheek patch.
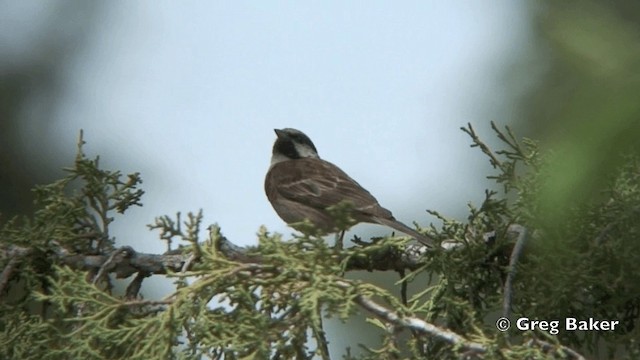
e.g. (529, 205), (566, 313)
(270, 152), (290, 167)
(294, 143), (320, 159)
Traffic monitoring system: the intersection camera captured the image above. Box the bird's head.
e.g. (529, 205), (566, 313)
(271, 128), (319, 166)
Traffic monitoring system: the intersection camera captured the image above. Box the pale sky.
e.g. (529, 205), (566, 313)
(1, 2), (534, 252)
(33, 1), (531, 253)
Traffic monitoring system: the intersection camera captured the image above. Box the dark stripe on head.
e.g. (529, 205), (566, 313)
(274, 137), (300, 159)
(287, 130), (318, 154)
(273, 128), (319, 160)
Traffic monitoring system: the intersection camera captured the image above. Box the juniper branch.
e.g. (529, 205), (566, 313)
(0, 222), (515, 282)
(0, 240), (427, 281)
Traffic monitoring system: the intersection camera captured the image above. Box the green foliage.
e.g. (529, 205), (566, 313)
(457, 124), (640, 358)
(517, 155), (640, 354)
(2, 132), (143, 253)
(0, 132), (144, 358)
(529, 1), (640, 231)
(1, 126), (639, 359)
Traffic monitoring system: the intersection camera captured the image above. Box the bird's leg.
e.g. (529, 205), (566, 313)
(399, 269), (408, 306)
(334, 230), (345, 250)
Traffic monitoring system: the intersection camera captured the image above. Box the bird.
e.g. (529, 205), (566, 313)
(264, 128), (434, 247)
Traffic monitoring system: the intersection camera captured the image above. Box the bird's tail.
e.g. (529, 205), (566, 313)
(375, 217), (435, 248)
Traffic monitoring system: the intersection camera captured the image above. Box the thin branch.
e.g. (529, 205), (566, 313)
(126, 271), (150, 299)
(0, 246), (32, 298)
(312, 307), (331, 360)
(594, 222), (615, 245)
(181, 253), (197, 273)
(461, 122), (502, 169)
(335, 280), (486, 354)
(93, 247), (132, 285)
(398, 269), (408, 306)
(56, 245), (188, 278)
(0, 257), (21, 296)
(120, 299), (174, 307)
(503, 224), (528, 319)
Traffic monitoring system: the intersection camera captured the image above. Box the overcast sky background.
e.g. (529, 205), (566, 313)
(17, 1), (532, 253)
(1, 1), (537, 356)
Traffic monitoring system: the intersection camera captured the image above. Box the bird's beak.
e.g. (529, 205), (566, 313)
(274, 129), (286, 139)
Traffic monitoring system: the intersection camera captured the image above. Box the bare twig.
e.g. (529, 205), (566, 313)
(125, 271), (150, 299)
(0, 246), (32, 298)
(313, 307), (331, 360)
(399, 269), (408, 306)
(93, 247), (132, 285)
(503, 224), (528, 319)
(181, 253), (197, 273)
(594, 222), (615, 245)
(0, 257), (21, 297)
(335, 280), (486, 354)
(59, 245), (188, 278)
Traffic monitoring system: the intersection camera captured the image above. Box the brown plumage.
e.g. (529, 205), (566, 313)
(265, 128), (434, 247)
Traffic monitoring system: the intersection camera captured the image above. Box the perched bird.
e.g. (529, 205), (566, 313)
(264, 128), (433, 247)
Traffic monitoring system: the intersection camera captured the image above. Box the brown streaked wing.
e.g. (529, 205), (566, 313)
(270, 158), (392, 218)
